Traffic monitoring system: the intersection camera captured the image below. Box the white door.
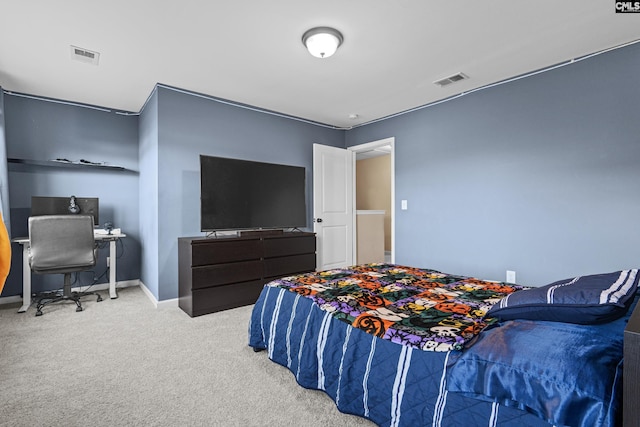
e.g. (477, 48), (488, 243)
(313, 143), (353, 270)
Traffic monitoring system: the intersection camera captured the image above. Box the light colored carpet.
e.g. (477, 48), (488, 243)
(0, 286), (375, 427)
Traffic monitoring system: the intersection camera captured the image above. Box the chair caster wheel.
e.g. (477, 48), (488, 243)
(76, 306), (83, 312)
(35, 310), (43, 316)
(97, 295), (103, 302)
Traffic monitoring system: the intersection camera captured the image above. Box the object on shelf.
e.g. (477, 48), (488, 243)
(78, 159), (106, 166)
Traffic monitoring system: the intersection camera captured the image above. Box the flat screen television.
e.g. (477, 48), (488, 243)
(200, 155), (306, 231)
(31, 196), (100, 226)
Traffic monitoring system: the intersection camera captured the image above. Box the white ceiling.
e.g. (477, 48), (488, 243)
(1, 1), (639, 128)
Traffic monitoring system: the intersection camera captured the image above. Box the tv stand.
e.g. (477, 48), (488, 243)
(178, 232), (316, 317)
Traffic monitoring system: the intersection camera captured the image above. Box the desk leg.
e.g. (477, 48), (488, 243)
(18, 244), (31, 313)
(109, 239), (118, 299)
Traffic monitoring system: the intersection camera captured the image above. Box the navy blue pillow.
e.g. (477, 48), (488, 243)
(486, 270), (639, 324)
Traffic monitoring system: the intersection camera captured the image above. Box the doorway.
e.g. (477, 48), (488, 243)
(348, 137), (395, 264)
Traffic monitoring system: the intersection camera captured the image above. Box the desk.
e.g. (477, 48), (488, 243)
(12, 231), (126, 313)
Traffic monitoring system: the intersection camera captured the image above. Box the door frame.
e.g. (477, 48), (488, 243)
(348, 137), (395, 264)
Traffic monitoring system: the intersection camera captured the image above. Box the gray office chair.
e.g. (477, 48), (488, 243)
(28, 215), (102, 316)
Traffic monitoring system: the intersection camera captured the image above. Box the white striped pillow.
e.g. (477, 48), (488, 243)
(486, 270), (639, 324)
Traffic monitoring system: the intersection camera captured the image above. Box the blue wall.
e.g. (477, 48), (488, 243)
(138, 89), (160, 300)
(0, 88), (10, 226)
(0, 86), (344, 300)
(346, 42), (640, 285)
(153, 86), (344, 300)
(3, 95), (140, 296)
(2, 41), (639, 299)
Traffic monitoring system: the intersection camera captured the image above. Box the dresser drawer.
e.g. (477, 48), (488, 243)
(191, 239), (262, 266)
(264, 253), (316, 279)
(263, 235), (316, 258)
(192, 260), (263, 289)
(190, 280), (265, 316)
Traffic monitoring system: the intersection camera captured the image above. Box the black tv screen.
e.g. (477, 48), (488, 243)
(200, 155), (306, 231)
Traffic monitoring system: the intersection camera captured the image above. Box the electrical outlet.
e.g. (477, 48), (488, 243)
(506, 270), (516, 283)
(401, 200), (408, 210)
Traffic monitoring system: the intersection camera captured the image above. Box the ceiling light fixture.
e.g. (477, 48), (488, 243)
(302, 27), (343, 58)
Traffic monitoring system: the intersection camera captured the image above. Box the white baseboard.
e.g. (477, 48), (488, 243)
(0, 295), (23, 305)
(1, 279), (180, 310)
(157, 297), (179, 309)
(138, 280), (179, 309)
(76, 279), (140, 293)
(0, 279), (142, 306)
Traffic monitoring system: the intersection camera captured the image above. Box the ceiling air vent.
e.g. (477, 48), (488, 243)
(70, 45), (100, 65)
(433, 72), (468, 87)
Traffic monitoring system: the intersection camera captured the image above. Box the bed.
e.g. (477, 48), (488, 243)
(248, 264), (639, 427)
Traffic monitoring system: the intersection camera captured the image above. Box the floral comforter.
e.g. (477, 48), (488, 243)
(266, 263), (525, 351)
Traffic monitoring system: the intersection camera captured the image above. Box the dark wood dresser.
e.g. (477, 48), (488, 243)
(178, 232), (316, 317)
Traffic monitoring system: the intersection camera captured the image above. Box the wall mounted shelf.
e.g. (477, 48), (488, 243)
(8, 158), (127, 171)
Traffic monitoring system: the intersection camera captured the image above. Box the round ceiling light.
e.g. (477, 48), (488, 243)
(302, 27), (343, 59)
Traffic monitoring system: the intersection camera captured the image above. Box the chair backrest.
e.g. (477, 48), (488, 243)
(28, 215), (96, 274)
